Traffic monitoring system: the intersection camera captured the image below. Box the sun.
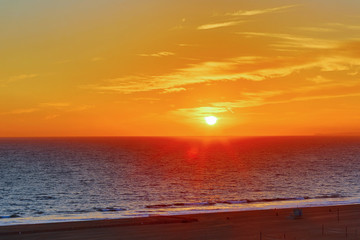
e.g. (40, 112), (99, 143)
(205, 116), (217, 125)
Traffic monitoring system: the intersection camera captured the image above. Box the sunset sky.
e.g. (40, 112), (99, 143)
(1, 0), (360, 137)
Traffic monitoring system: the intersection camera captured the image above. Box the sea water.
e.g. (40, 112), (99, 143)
(0, 136), (360, 225)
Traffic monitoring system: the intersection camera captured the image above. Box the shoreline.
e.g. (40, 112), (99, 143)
(1, 204), (360, 239)
(2, 195), (359, 226)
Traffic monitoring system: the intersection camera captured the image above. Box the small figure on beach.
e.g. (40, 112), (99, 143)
(290, 208), (303, 219)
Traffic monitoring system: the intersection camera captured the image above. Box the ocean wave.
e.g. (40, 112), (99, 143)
(145, 195), (345, 209)
(56, 209), (92, 214)
(218, 200), (248, 204)
(0, 214), (21, 219)
(245, 197), (310, 203)
(146, 202), (216, 209)
(95, 207), (126, 212)
(35, 195), (56, 200)
(315, 194), (342, 199)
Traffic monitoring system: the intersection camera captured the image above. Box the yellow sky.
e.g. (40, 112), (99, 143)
(1, 0), (360, 136)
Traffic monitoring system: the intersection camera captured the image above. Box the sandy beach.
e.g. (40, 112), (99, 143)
(1, 204), (360, 239)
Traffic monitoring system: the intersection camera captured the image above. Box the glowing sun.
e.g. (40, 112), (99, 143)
(205, 116), (218, 125)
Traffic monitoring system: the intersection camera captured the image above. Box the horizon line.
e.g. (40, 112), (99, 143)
(1, 134), (360, 139)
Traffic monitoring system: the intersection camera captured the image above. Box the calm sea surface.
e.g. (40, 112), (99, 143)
(1, 136), (360, 225)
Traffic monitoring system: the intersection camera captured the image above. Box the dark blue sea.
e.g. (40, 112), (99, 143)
(1, 136), (360, 225)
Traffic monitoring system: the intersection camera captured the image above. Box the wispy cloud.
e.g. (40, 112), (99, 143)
(0, 102), (91, 119)
(39, 102), (71, 108)
(210, 91), (283, 110)
(198, 21), (244, 30)
(6, 74), (38, 82)
(171, 18), (187, 30)
(297, 27), (336, 33)
(91, 57), (105, 62)
(174, 106), (228, 119)
(308, 76), (332, 84)
(212, 92), (360, 110)
(161, 87), (186, 94)
(0, 108), (39, 115)
(172, 91), (282, 118)
(132, 97), (160, 101)
(177, 43), (197, 47)
(173, 87), (360, 119)
(42, 104), (92, 120)
(86, 58), (259, 94)
(45, 114), (60, 120)
(197, 5), (298, 32)
(326, 23), (360, 30)
(226, 5), (298, 17)
(68, 105), (92, 112)
(86, 54), (360, 94)
(1, 74), (39, 87)
(138, 51), (175, 57)
(239, 32), (338, 50)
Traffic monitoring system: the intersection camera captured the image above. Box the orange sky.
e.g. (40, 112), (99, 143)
(1, 0), (360, 137)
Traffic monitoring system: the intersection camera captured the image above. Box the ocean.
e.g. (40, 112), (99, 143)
(1, 136), (360, 225)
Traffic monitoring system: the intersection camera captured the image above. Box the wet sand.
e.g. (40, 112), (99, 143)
(1, 204), (360, 239)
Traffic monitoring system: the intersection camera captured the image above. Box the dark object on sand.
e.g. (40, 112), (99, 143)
(290, 208), (303, 219)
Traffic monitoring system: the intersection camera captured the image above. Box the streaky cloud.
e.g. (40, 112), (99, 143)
(226, 5), (298, 16)
(239, 32), (338, 50)
(7, 74), (38, 82)
(1, 108), (39, 115)
(175, 86), (360, 119)
(212, 92), (360, 110)
(138, 51), (175, 57)
(39, 102), (71, 107)
(85, 54), (360, 94)
(198, 21), (244, 30)
(174, 106), (228, 118)
(297, 27), (336, 33)
(162, 87), (186, 94)
(326, 23), (360, 30)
